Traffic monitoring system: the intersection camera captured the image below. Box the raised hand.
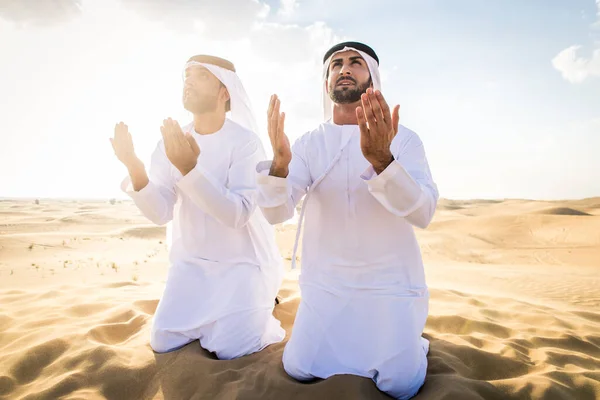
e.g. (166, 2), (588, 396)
(110, 122), (139, 168)
(160, 118), (201, 176)
(267, 94), (292, 178)
(356, 88), (400, 174)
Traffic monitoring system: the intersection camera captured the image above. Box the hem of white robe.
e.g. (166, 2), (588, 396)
(283, 342), (428, 400)
(150, 309), (285, 356)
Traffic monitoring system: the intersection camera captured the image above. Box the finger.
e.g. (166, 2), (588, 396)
(273, 98), (280, 123)
(160, 125), (167, 142)
(169, 123), (184, 153)
(356, 106), (369, 137)
(375, 90), (392, 129)
(115, 122), (124, 138)
(267, 96), (275, 144)
(269, 98), (281, 143)
(267, 94), (276, 118)
(164, 119), (175, 147)
(392, 104), (400, 135)
(172, 120), (188, 148)
(367, 88), (382, 124)
(117, 122), (129, 137)
(186, 133), (201, 156)
(173, 119), (183, 135)
(277, 111), (285, 136)
(361, 92), (377, 132)
(277, 111), (286, 151)
(160, 125), (171, 153)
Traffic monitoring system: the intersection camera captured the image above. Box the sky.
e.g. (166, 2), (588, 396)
(0, 0), (598, 200)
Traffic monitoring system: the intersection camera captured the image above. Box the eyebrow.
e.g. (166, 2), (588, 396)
(331, 56), (364, 64)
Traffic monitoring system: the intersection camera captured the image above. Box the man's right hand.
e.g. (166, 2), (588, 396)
(110, 122), (140, 168)
(267, 94), (292, 178)
(110, 122), (149, 191)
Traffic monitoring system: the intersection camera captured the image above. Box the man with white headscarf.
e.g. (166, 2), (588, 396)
(256, 42), (438, 398)
(110, 54), (285, 359)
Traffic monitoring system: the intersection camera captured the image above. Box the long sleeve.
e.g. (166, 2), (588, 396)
(256, 136), (312, 225)
(361, 129), (439, 229)
(121, 142), (177, 226)
(176, 138), (263, 229)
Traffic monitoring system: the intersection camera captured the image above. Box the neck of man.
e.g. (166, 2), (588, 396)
(193, 109), (226, 135)
(332, 101), (360, 125)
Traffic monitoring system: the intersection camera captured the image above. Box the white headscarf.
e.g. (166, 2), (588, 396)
(183, 60), (259, 134)
(321, 46), (381, 122)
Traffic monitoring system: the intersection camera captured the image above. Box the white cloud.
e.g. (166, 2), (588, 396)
(0, 0), (271, 37)
(0, 0), (82, 25)
(278, 0), (298, 16)
(250, 21), (337, 64)
(552, 1), (600, 83)
(552, 45), (600, 83)
(119, 0), (270, 39)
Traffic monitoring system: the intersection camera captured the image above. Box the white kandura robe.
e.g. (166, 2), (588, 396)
(256, 122), (438, 399)
(122, 118), (285, 359)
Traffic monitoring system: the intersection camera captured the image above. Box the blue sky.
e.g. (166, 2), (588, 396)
(0, 0), (598, 200)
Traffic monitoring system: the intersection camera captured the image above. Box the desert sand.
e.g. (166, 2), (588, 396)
(0, 198), (599, 399)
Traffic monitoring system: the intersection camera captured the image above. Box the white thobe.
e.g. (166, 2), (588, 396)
(256, 121), (438, 399)
(122, 118), (285, 359)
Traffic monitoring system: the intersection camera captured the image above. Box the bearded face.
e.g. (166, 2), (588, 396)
(326, 50), (373, 105)
(328, 75), (372, 104)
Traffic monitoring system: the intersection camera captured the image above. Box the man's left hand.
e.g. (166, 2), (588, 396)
(356, 88), (400, 174)
(161, 118), (201, 176)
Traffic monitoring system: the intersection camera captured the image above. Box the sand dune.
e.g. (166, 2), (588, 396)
(0, 198), (599, 399)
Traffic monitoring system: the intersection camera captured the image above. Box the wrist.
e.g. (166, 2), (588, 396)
(372, 153), (394, 175)
(178, 161), (197, 176)
(270, 160), (289, 178)
(125, 157), (144, 172)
